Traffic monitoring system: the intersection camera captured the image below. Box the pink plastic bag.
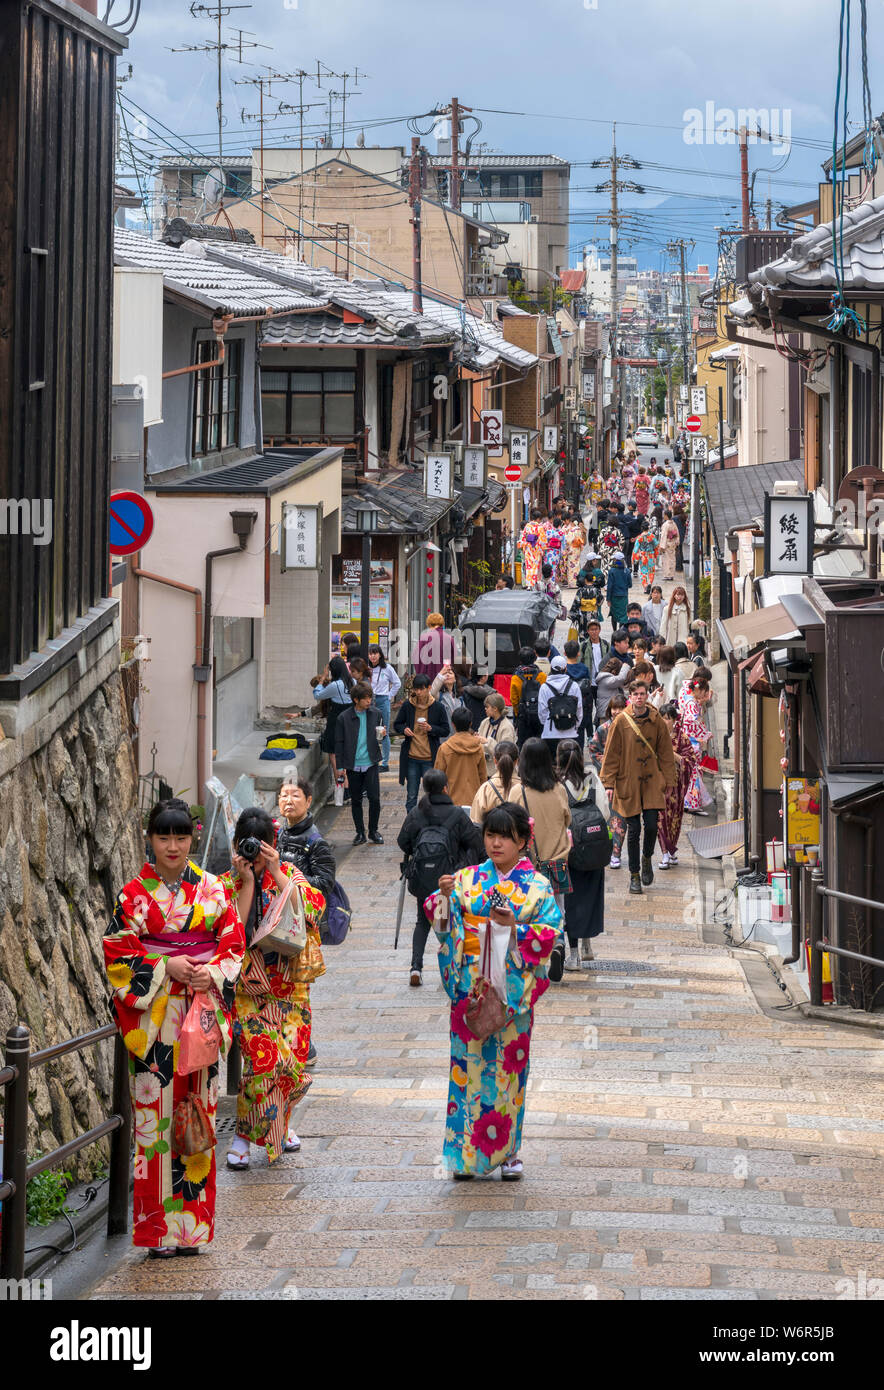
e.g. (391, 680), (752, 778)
(178, 991), (222, 1076)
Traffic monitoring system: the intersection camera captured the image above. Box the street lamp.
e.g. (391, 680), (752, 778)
(355, 502), (380, 653)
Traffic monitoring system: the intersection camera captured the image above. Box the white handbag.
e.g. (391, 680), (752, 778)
(251, 876), (308, 957)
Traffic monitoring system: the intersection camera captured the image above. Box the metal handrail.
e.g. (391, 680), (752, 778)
(806, 871), (884, 1007)
(0, 1022), (131, 1280)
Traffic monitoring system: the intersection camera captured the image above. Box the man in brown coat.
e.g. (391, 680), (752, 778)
(600, 680), (676, 894)
(434, 707), (488, 807)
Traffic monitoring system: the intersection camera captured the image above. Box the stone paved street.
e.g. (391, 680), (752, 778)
(86, 763), (884, 1301)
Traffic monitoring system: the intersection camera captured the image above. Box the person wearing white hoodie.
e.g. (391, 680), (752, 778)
(537, 656), (583, 759)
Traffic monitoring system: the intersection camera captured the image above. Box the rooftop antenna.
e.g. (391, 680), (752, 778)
(237, 68), (305, 244)
(170, 2), (268, 166)
(278, 73), (329, 258)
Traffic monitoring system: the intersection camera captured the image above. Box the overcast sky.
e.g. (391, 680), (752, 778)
(119, 0), (869, 271)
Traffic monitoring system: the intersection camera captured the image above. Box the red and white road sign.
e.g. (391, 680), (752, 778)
(685, 415), (702, 434)
(504, 464), (521, 482)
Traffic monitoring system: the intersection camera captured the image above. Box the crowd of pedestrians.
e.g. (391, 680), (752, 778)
(104, 443), (719, 1243)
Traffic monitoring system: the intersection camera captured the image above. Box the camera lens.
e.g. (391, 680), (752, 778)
(239, 836), (262, 862)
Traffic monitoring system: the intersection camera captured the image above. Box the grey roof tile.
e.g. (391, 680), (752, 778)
(113, 229), (324, 316)
(702, 458), (805, 552)
(429, 154), (569, 168)
(750, 193), (884, 293)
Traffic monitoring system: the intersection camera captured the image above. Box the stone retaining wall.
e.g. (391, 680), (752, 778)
(0, 671), (141, 1174)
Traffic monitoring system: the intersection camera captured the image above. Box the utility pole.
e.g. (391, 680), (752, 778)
(408, 136), (423, 313)
(438, 97), (472, 211)
(739, 126), (750, 232)
(666, 238), (693, 394)
(592, 127), (642, 452)
(171, 2), (266, 166)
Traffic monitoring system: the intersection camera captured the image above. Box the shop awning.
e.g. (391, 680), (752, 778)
(826, 771), (884, 808)
(780, 592), (825, 652)
(717, 602), (802, 666)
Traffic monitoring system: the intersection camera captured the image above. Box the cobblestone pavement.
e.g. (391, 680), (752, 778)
(85, 556), (884, 1301)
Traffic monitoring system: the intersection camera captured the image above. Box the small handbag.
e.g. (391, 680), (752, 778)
(178, 991), (223, 1076)
(172, 1083), (215, 1156)
(464, 920), (508, 1041)
(251, 876), (308, 958)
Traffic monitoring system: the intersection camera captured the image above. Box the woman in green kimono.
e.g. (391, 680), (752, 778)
(425, 801), (562, 1182)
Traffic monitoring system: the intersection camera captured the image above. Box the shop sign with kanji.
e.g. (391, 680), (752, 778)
(763, 493), (813, 576)
(281, 502), (322, 572)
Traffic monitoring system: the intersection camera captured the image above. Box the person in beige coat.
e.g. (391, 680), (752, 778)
(600, 681), (676, 896)
(516, 739), (572, 987)
(660, 586), (691, 649)
(477, 691), (517, 773)
(434, 707), (488, 807)
(470, 742), (522, 823)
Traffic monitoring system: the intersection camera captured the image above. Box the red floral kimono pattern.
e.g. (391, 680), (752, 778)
(678, 681), (712, 811)
(222, 864), (326, 1162)
(658, 721), (698, 854)
(103, 862), (244, 1250)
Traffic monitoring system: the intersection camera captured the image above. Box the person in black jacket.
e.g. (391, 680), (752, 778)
(393, 674), (450, 810)
(397, 768), (484, 987)
(334, 681), (385, 845)
(458, 667), (495, 731)
(276, 775), (337, 901)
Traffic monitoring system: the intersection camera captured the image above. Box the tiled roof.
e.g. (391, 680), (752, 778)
(341, 470), (505, 535)
(206, 243), (538, 370)
(560, 270), (586, 293)
(113, 229), (322, 316)
(262, 314), (447, 350)
(429, 154), (569, 168)
(702, 458), (804, 553)
(750, 193), (884, 294)
(148, 448), (324, 495)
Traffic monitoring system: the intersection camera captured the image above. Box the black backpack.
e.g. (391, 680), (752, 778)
(547, 676), (579, 732)
(517, 673), (542, 742)
(566, 785), (612, 871)
(406, 808), (461, 902)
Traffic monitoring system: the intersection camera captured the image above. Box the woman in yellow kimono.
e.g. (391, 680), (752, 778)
(426, 800), (562, 1181)
(103, 799), (245, 1257)
(518, 509), (550, 589)
(223, 807), (326, 1168)
(563, 515), (587, 587)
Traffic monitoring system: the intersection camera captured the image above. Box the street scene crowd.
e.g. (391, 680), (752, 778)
(106, 437), (721, 1254)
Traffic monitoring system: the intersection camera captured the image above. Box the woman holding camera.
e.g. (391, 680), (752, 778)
(103, 799), (244, 1256)
(425, 801), (562, 1181)
(223, 808), (326, 1169)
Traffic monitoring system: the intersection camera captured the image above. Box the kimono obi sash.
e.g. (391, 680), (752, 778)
(140, 931), (217, 963)
(462, 911), (488, 957)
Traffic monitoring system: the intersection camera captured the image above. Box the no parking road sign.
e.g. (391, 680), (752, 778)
(109, 491), (154, 555)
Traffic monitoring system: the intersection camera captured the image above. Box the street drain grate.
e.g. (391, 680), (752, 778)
(215, 1116), (238, 1135)
(583, 960), (657, 973)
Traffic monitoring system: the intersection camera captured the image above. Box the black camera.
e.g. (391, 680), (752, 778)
(238, 836), (262, 862)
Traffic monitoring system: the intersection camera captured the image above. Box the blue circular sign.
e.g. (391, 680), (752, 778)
(109, 491), (154, 556)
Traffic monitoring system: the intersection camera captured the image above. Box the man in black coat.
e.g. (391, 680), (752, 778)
(334, 680), (385, 845)
(397, 768), (484, 986)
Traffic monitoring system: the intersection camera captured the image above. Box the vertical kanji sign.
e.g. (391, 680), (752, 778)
(763, 493), (814, 575)
(281, 502), (322, 572)
(425, 453), (453, 500)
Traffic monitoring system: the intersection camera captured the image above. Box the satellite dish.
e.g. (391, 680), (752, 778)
(201, 167), (224, 211)
(356, 130), (365, 148)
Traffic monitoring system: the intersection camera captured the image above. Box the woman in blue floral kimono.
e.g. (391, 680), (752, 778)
(425, 801), (562, 1181)
(632, 519), (660, 594)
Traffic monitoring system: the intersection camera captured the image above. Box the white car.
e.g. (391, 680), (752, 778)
(634, 427), (659, 448)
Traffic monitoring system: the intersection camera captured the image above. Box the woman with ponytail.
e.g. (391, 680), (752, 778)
(469, 741), (522, 823)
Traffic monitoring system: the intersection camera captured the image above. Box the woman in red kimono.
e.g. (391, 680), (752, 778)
(103, 799), (245, 1258)
(656, 702), (698, 868)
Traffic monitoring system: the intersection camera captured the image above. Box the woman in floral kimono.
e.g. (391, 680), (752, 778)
(426, 801), (562, 1181)
(518, 510), (549, 589)
(104, 799), (245, 1257)
(633, 468), (651, 518)
(656, 702), (697, 867)
(678, 674), (714, 813)
(223, 807), (326, 1169)
(632, 519), (660, 594)
(658, 509), (681, 580)
(597, 520), (623, 575)
(563, 516), (586, 587)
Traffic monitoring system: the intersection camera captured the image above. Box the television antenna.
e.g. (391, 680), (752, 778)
(170, 2), (269, 165)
